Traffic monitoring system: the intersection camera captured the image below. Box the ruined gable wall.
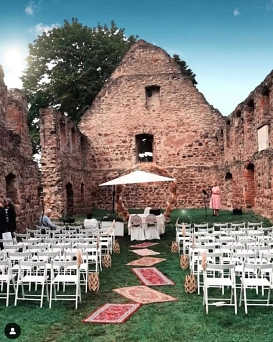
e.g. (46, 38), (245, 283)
(40, 109), (91, 218)
(0, 66), (6, 127)
(6, 89), (33, 157)
(0, 68), (40, 231)
(223, 71), (273, 220)
(79, 40), (226, 211)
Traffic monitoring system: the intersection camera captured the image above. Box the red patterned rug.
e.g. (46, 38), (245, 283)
(82, 303), (141, 324)
(130, 248), (160, 256)
(130, 242), (159, 248)
(126, 257), (166, 267)
(113, 285), (177, 304)
(131, 267), (175, 286)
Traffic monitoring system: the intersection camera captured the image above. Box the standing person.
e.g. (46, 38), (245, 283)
(0, 200), (3, 250)
(210, 181), (221, 216)
(0, 197), (17, 234)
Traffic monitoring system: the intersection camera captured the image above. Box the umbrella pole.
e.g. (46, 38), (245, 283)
(112, 185), (115, 213)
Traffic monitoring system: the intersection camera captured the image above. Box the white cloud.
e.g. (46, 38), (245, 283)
(25, 1), (36, 15)
(233, 8), (240, 16)
(266, 0), (273, 10)
(29, 22), (60, 36)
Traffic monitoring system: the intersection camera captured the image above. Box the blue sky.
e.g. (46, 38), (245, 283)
(1, 0), (273, 116)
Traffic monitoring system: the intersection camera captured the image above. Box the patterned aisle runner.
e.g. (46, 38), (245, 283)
(131, 267), (175, 286)
(126, 257), (166, 266)
(113, 285), (177, 304)
(82, 303), (142, 324)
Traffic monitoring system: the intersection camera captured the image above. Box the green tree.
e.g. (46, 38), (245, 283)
(172, 54), (197, 86)
(22, 19), (138, 153)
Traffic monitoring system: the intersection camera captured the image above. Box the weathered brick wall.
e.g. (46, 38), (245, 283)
(223, 71), (273, 221)
(0, 66), (6, 127)
(0, 70), (40, 231)
(79, 40), (226, 211)
(40, 108), (91, 218)
(6, 89), (33, 157)
(36, 41), (273, 221)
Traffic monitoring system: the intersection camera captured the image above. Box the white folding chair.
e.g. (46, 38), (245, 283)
(14, 260), (48, 308)
(194, 223), (209, 232)
(230, 222), (245, 230)
(129, 215), (145, 241)
(65, 250), (91, 293)
(14, 232), (30, 242)
(0, 259), (16, 306)
(239, 263), (273, 314)
(8, 251), (33, 280)
(49, 260), (81, 309)
(176, 221), (192, 254)
(203, 263), (237, 314)
(145, 214), (160, 240)
(196, 251), (224, 296)
(247, 222), (263, 229)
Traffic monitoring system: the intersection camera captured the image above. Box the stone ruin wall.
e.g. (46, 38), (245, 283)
(223, 71), (273, 221)
(0, 66), (40, 231)
(2, 39), (273, 224)
(40, 108), (91, 218)
(79, 40), (226, 213)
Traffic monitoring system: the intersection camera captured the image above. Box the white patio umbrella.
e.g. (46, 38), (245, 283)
(99, 170), (175, 186)
(99, 170), (175, 212)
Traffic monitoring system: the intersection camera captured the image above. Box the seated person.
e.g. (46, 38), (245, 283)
(40, 208), (60, 230)
(150, 208), (161, 216)
(84, 213), (98, 229)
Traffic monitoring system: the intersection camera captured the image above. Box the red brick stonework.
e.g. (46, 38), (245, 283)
(78, 40), (226, 215)
(0, 67), (40, 231)
(1, 39), (272, 224)
(40, 109), (91, 218)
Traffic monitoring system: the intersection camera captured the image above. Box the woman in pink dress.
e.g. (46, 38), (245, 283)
(210, 181), (221, 216)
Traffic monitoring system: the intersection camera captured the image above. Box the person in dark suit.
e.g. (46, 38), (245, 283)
(0, 200), (3, 250)
(0, 197), (17, 234)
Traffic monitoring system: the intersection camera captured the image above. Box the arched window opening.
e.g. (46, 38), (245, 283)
(60, 120), (66, 148)
(5, 173), (18, 204)
(145, 85), (160, 110)
(80, 183), (85, 200)
(246, 98), (254, 110)
(244, 163), (255, 208)
(261, 86), (270, 97)
(225, 172), (233, 180)
(66, 183), (74, 217)
(136, 134), (153, 162)
(235, 110), (241, 118)
(226, 119), (231, 148)
(246, 163), (254, 171)
(71, 127), (77, 148)
(80, 136), (85, 153)
(224, 172), (233, 209)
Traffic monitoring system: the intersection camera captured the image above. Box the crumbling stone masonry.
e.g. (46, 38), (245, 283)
(223, 71), (273, 221)
(3, 39), (273, 225)
(40, 109), (91, 218)
(0, 66), (40, 231)
(78, 40), (226, 215)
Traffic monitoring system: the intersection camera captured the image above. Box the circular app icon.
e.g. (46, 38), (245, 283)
(4, 323), (21, 340)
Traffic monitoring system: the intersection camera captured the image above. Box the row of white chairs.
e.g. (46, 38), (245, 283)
(190, 247), (273, 292)
(201, 258), (273, 314)
(176, 226), (273, 254)
(0, 251), (83, 308)
(176, 221), (267, 230)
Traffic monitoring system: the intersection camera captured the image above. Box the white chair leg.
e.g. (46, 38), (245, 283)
(244, 286), (248, 314)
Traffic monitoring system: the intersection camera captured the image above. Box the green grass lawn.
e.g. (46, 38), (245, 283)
(1, 208), (273, 342)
